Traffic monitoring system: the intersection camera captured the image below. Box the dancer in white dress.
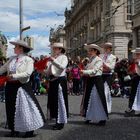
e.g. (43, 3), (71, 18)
(100, 42), (116, 113)
(0, 40), (45, 138)
(46, 42), (69, 130)
(80, 43), (108, 126)
(125, 48), (140, 117)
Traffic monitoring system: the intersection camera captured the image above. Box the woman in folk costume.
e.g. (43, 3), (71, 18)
(80, 44), (108, 126)
(125, 48), (140, 117)
(0, 40), (45, 138)
(100, 42), (116, 113)
(46, 42), (69, 130)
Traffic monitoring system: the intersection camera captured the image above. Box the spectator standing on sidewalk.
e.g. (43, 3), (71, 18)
(32, 69), (41, 95)
(71, 63), (81, 95)
(67, 78), (73, 95)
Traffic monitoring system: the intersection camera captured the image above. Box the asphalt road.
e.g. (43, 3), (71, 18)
(0, 95), (140, 140)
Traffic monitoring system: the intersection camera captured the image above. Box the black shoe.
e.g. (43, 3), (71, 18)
(85, 120), (90, 124)
(125, 109), (135, 113)
(52, 123), (64, 130)
(95, 120), (106, 126)
(5, 131), (19, 137)
(124, 109), (135, 117)
(22, 131), (35, 138)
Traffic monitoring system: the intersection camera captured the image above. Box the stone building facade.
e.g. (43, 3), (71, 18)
(24, 36), (34, 49)
(49, 25), (66, 54)
(132, 0), (140, 48)
(65, 0), (133, 59)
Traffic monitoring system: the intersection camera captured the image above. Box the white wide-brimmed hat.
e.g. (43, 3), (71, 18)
(84, 43), (102, 52)
(10, 40), (33, 50)
(102, 42), (112, 48)
(51, 42), (66, 50)
(131, 48), (140, 54)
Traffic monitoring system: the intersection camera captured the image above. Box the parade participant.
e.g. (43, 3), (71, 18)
(46, 42), (69, 130)
(100, 42), (116, 113)
(0, 40), (45, 138)
(125, 48), (140, 117)
(80, 43), (108, 126)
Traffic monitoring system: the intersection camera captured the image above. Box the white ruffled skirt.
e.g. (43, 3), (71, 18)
(132, 81), (140, 111)
(104, 82), (112, 113)
(86, 85), (107, 123)
(57, 84), (67, 124)
(14, 87), (44, 132)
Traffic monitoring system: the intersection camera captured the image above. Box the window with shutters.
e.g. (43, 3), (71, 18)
(127, 0), (132, 20)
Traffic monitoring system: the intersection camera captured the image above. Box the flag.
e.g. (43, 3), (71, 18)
(0, 76), (8, 87)
(34, 57), (49, 71)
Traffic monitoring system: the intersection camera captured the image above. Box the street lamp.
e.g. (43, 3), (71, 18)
(19, 0), (30, 40)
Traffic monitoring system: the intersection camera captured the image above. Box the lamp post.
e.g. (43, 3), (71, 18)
(19, 0), (23, 40)
(19, 0), (30, 40)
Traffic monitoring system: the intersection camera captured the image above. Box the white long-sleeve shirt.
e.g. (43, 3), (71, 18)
(83, 56), (103, 77)
(46, 54), (68, 77)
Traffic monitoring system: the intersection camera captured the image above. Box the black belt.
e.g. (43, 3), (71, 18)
(7, 80), (20, 84)
(49, 75), (58, 81)
(49, 75), (66, 81)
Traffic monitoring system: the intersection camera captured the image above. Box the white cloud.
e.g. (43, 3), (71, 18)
(0, 0), (71, 33)
(24, 16), (64, 31)
(7, 37), (19, 57)
(23, 0), (71, 15)
(0, 12), (19, 32)
(31, 35), (51, 57)
(0, 0), (71, 57)
(7, 35), (50, 57)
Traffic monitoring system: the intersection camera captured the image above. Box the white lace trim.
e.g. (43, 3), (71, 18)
(57, 84), (67, 124)
(14, 87), (44, 132)
(132, 81), (140, 111)
(86, 85), (107, 123)
(104, 82), (112, 113)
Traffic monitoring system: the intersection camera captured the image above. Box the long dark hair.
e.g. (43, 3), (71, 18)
(22, 47), (31, 53)
(93, 48), (100, 56)
(60, 48), (65, 54)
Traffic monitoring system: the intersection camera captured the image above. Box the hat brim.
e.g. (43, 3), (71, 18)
(84, 44), (102, 52)
(101, 42), (113, 48)
(10, 41), (33, 50)
(52, 45), (66, 50)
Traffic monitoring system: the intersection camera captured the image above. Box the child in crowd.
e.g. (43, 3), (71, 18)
(67, 79), (73, 95)
(111, 73), (121, 97)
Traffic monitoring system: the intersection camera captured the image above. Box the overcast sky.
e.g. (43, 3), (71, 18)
(0, 0), (71, 57)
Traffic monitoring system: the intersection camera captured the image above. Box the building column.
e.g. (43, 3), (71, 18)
(133, 28), (137, 48)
